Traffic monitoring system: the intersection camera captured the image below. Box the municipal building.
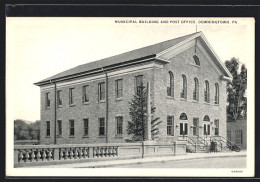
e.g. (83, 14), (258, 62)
(35, 32), (232, 145)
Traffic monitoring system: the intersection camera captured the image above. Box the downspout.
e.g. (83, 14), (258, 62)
(102, 68), (109, 143)
(50, 80), (57, 145)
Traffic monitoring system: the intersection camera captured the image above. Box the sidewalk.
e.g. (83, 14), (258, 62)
(29, 150), (247, 168)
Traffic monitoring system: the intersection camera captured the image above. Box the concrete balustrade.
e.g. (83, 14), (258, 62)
(14, 141), (186, 167)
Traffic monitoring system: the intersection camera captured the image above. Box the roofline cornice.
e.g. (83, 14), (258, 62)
(34, 55), (157, 86)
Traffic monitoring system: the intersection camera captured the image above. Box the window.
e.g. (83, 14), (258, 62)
(69, 88), (74, 105)
(57, 120), (62, 136)
(203, 115), (210, 121)
(214, 119), (219, 136)
(82, 85), (89, 103)
(215, 83), (219, 104)
(99, 82), (105, 101)
(235, 130), (243, 145)
(83, 119), (89, 136)
(167, 116), (174, 136)
(115, 79), (123, 98)
(193, 55), (200, 66)
(193, 78), (199, 101)
(167, 72), (174, 97)
(180, 75), (187, 99)
(99, 118), (105, 136)
(57, 90), (62, 106)
(204, 80), (210, 103)
(46, 121), (50, 136)
(46, 92), (50, 108)
(116, 116), (123, 135)
(180, 113), (188, 120)
(69, 120), (75, 136)
(135, 75), (143, 95)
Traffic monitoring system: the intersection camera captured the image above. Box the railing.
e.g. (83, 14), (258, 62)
(14, 142), (187, 167)
(177, 136), (196, 153)
(196, 135), (208, 146)
(93, 146), (118, 158)
(211, 136), (239, 151)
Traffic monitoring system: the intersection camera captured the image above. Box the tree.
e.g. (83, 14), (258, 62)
(126, 83), (162, 141)
(14, 119), (40, 140)
(225, 58), (247, 121)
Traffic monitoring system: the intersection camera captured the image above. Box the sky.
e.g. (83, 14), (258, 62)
(6, 17), (254, 121)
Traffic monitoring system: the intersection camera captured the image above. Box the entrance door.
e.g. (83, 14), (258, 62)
(193, 118), (198, 136)
(204, 124), (211, 136)
(180, 122), (188, 135)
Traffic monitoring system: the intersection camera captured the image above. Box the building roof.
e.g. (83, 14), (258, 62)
(35, 32), (198, 85)
(35, 31), (232, 86)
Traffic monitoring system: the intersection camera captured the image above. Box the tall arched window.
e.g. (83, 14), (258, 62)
(167, 71), (174, 97)
(215, 83), (219, 104)
(193, 78), (199, 101)
(181, 75), (187, 99)
(193, 55), (200, 66)
(204, 80), (210, 103)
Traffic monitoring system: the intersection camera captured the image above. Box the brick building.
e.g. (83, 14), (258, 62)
(35, 31), (232, 145)
(227, 120), (247, 149)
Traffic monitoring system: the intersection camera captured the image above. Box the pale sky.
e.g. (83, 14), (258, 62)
(6, 17), (254, 121)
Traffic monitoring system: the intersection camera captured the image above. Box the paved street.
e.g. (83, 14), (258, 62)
(112, 156), (246, 168)
(29, 151), (247, 168)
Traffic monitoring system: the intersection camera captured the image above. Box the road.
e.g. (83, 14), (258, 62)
(111, 156), (246, 168)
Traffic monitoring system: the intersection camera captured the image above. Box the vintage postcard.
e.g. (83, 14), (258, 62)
(6, 17), (254, 177)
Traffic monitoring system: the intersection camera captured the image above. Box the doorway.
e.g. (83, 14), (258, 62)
(180, 122), (188, 135)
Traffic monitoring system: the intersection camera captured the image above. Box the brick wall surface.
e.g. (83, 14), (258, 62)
(40, 45), (228, 145)
(227, 120), (247, 149)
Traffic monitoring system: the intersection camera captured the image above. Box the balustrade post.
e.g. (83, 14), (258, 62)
(89, 147), (94, 158)
(31, 150), (36, 162)
(14, 149), (19, 164)
(53, 148), (60, 161)
(116, 146), (120, 157)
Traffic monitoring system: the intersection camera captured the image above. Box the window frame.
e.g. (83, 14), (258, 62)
(69, 120), (75, 136)
(82, 85), (90, 103)
(99, 118), (105, 136)
(116, 116), (123, 136)
(57, 90), (62, 107)
(98, 82), (105, 101)
(135, 75), (143, 95)
(180, 75), (187, 99)
(46, 121), (50, 136)
(83, 118), (89, 136)
(115, 79), (123, 99)
(57, 120), (62, 136)
(193, 78), (199, 101)
(204, 80), (210, 103)
(214, 119), (219, 136)
(214, 83), (219, 105)
(193, 55), (200, 66)
(167, 116), (174, 136)
(235, 130), (243, 145)
(45, 92), (50, 108)
(69, 88), (75, 105)
(167, 71), (174, 97)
